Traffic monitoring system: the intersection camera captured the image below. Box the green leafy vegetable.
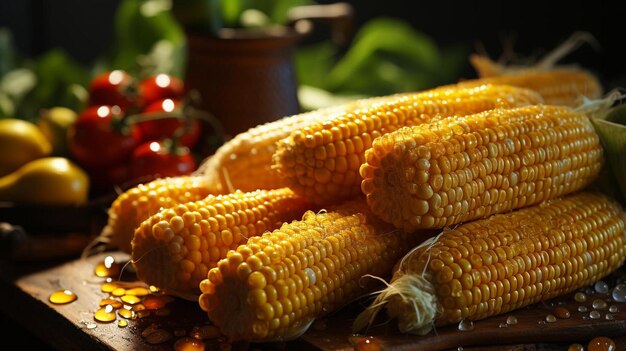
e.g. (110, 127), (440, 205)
(295, 18), (468, 108)
(591, 105), (626, 206)
(109, 0), (186, 77)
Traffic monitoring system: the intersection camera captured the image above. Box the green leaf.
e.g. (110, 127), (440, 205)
(297, 85), (365, 111)
(294, 41), (337, 90)
(326, 18), (441, 95)
(110, 0), (186, 77)
(591, 117), (626, 207)
(16, 50), (89, 121)
(221, 0), (247, 27)
(268, 0), (311, 24)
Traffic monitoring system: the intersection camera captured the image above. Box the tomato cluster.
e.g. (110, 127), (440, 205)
(68, 70), (198, 193)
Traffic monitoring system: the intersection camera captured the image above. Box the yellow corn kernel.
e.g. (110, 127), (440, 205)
(354, 193), (626, 335)
(360, 105), (603, 231)
(132, 188), (312, 295)
(102, 176), (213, 253)
(273, 84), (543, 204)
(465, 54), (602, 107)
(198, 199), (425, 341)
(201, 105), (353, 193)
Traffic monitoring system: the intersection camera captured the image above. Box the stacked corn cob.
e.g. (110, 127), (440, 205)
(98, 50), (623, 344)
(354, 192), (626, 335)
(463, 55), (603, 107)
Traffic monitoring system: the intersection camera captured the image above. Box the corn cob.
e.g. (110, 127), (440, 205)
(200, 105), (353, 193)
(464, 55), (602, 107)
(132, 188), (312, 296)
(198, 199), (425, 341)
(360, 105), (603, 231)
(101, 176), (213, 253)
(354, 192), (626, 335)
(273, 84), (543, 205)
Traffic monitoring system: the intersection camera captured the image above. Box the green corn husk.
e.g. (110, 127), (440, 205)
(591, 104), (626, 206)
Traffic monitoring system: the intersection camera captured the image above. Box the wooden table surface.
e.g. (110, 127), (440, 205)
(1, 252), (626, 351)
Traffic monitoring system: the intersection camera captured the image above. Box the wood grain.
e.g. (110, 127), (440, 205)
(2, 252), (626, 350)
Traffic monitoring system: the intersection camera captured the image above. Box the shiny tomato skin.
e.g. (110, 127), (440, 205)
(130, 141), (196, 180)
(137, 99), (201, 148)
(68, 105), (141, 169)
(88, 70), (135, 111)
(139, 74), (185, 108)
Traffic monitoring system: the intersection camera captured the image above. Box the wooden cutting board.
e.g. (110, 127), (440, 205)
(1, 252), (626, 350)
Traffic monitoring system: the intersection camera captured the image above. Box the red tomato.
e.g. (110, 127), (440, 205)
(136, 99), (201, 148)
(130, 141), (196, 180)
(88, 70), (135, 110)
(139, 74), (185, 108)
(68, 105), (141, 169)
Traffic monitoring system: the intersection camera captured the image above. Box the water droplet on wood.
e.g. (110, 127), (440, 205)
(457, 318), (473, 331)
(611, 284), (626, 302)
(592, 299), (607, 310)
(594, 281), (609, 294)
(49, 290), (77, 304)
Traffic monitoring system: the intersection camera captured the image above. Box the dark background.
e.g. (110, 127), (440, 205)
(0, 1), (623, 349)
(1, 0), (624, 88)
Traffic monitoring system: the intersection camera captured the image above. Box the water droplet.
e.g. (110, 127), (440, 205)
(589, 310), (601, 319)
(498, 323), (508, 328)
(145, 329), (173, 345)
(101, 282), (117, 293)
(611, 284), (626, 302)
(121, 295), (141, 305)
(94, 256), (121, 278)
(553, 307), (571, 319)
(143, 295), (173, 310)
(457, 347), (464, 351)
(506, 315), (518, 325)
(117, 320), (128, 328)
(118, 308), (134, 319)
(587, 336), (616, 351)
(149, 285), (160, 293)
(125, 287), (150, 297)
(605, 313), (615, 320)
(592, 299), (607, 310)
(112, 288), (126, 297)
(609, 305), (618, 313)
(545, 314), (557, 323)
(174, 337), (206, 351)
(190, 325), (221, 340)
(568, 343), (584, 351)
(85, 322), (97, 329)
(582, 316), (590, 320)
(49, 290), (77, 304)
(457, 318), (474, 331)
(99, 298), (122, 309)
(574, 292), (587, 302)
(578, 305), (588, 312)
(537, 320), (546, 325)
(594, 281), (609, 294)
(94, 305), (117, 322)
(304, 267), (316, 285)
